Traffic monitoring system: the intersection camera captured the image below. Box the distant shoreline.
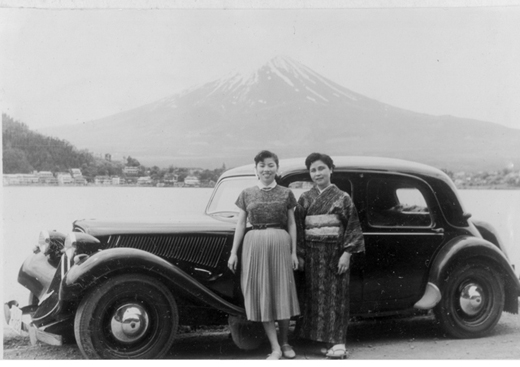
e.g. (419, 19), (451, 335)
(457, 185), (520, 190)
(2, 184), (213, 188)
(3, 184), (519, 190)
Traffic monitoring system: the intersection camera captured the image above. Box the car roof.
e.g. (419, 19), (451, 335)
(220, 156), (449, 182)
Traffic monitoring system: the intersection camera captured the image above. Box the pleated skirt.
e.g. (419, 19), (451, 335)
(241, 228), (300, 322)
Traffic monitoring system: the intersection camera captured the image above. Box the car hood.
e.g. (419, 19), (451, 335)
(73, 214), (236, 237)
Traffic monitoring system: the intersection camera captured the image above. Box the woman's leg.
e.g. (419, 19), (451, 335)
(262, 321), (281, 352)
(278, 319), (290, 345)
(278, 319), (296, 358)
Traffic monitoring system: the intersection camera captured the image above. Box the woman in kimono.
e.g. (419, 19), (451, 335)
(295, 152), (364, 359)
(228, 150), (300, 360)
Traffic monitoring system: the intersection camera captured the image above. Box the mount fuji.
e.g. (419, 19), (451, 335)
(41, 56), (520, 171)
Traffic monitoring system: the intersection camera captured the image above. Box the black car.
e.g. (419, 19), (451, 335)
(5, 156), (520, 359)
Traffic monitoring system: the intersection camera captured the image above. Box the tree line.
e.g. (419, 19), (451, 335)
(2, 114), (120, 177)
(2, 114), (226, 184)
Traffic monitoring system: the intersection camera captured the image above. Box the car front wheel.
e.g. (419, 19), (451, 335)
(434, 261), (504, 338)
(74, 274), (178, 359)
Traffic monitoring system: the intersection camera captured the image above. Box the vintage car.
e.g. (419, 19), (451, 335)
(5, 156), (520, 359)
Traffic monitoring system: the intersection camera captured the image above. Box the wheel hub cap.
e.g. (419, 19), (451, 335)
(459, 283), (484, 316)
(110, 303), (149, 343)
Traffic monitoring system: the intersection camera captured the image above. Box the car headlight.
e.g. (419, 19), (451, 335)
(64, 232), (77, 259)
(38, 230), (51, 254)
(64, 232), (102, 260)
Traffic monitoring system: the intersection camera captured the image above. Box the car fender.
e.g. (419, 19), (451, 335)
(415, 236), (520, 312)
(18, 252), (57, 301)
(60, 247), (244, 317)
(471, 219), (512, 261)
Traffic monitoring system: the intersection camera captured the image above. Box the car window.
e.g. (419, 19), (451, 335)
(396, 188), (428, 208)
(288, 181), (314, 200)
(367, 177), (432, 228)
(287, 175), (353, 200)
(206, 177), (258, 217)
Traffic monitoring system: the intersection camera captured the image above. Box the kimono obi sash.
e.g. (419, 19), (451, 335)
(304, 214), (342, 243)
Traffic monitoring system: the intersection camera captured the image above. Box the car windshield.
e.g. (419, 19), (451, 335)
(206, 176), (316, 220)
(206, 176), (258, 218)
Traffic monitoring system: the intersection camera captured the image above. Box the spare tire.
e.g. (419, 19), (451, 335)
(228, 315), (265, 350)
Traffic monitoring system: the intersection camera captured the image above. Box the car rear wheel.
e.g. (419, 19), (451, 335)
(74, 274), (178, 359)
(434, 262), (504, 338)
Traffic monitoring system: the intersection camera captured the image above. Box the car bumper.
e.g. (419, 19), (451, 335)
(4, 301), (71, 346)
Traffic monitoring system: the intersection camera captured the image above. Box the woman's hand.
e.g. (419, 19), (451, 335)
(228, 254), (238, 273)
(291, 253), (299, 271)
(297, 256), (305, 271)
(337, 252), (351, 275)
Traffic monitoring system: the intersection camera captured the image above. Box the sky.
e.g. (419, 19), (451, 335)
(1, 1), (520, 131)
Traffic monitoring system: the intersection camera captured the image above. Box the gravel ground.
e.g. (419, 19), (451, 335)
(3, 310), (520, 360)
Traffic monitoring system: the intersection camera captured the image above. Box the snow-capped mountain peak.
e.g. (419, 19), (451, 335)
(172, 55), (363, 110)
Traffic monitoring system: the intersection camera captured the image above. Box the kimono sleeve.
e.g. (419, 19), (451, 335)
(341, 194), (365, 254)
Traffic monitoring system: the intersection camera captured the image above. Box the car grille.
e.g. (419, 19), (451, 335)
(106, 235), (228, 268)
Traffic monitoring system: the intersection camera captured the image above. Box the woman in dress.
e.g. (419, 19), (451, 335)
(227, 150), (300, 360)
(295, 152), (364, 359)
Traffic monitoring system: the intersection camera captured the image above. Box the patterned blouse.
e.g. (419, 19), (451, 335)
(235, 185), (297, 228)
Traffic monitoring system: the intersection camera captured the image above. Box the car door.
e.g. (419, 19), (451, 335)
(360, 173), (445, 312)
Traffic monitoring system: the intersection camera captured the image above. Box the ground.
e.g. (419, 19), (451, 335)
(3, 311), (520, 360)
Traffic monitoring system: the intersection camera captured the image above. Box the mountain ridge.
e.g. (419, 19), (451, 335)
(40, 56), (520, 171)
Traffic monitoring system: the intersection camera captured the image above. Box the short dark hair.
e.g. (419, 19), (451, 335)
(305, 152), (335, 170)
(254, 150), (279, 167)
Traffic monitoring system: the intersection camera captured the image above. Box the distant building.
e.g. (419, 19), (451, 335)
(123, 166), (139, 175)
(74, 176), (88, 185)
(70, 168), (87, 185)
(3, 173), (43, 185)
(25, 174), (40, 184)
(4, 174), (21, 185)
(163, 173), (178, 186)
(112, 177), (121, 185)
(184, 176), (200, 187)
(137, 176), (153, 185)
(105, 153), (112, 162)
(4, 174), (40, 185)
(94, 175), (112, 185)
(4, 174), (20, 185)
(70, 168), (82, 177)
(56, 172), (74, 185)
(37, 171), (58, 185)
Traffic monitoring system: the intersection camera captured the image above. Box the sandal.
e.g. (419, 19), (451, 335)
(266, 350), (283, 360)
(325, 348), (349, 360)
(281, 344), (296, 359)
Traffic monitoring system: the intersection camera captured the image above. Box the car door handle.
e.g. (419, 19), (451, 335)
(432, 227), (444, 233)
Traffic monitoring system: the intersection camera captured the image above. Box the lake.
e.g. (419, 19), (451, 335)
(2, 186), (519, 305)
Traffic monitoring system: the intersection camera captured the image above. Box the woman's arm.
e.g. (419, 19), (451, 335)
(338, 195), (364, 274)
(287, 208), (298, 270)
(228, 209), (247, 273)
(294, 199), (306, 270)
(340, 195), (365, 254)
